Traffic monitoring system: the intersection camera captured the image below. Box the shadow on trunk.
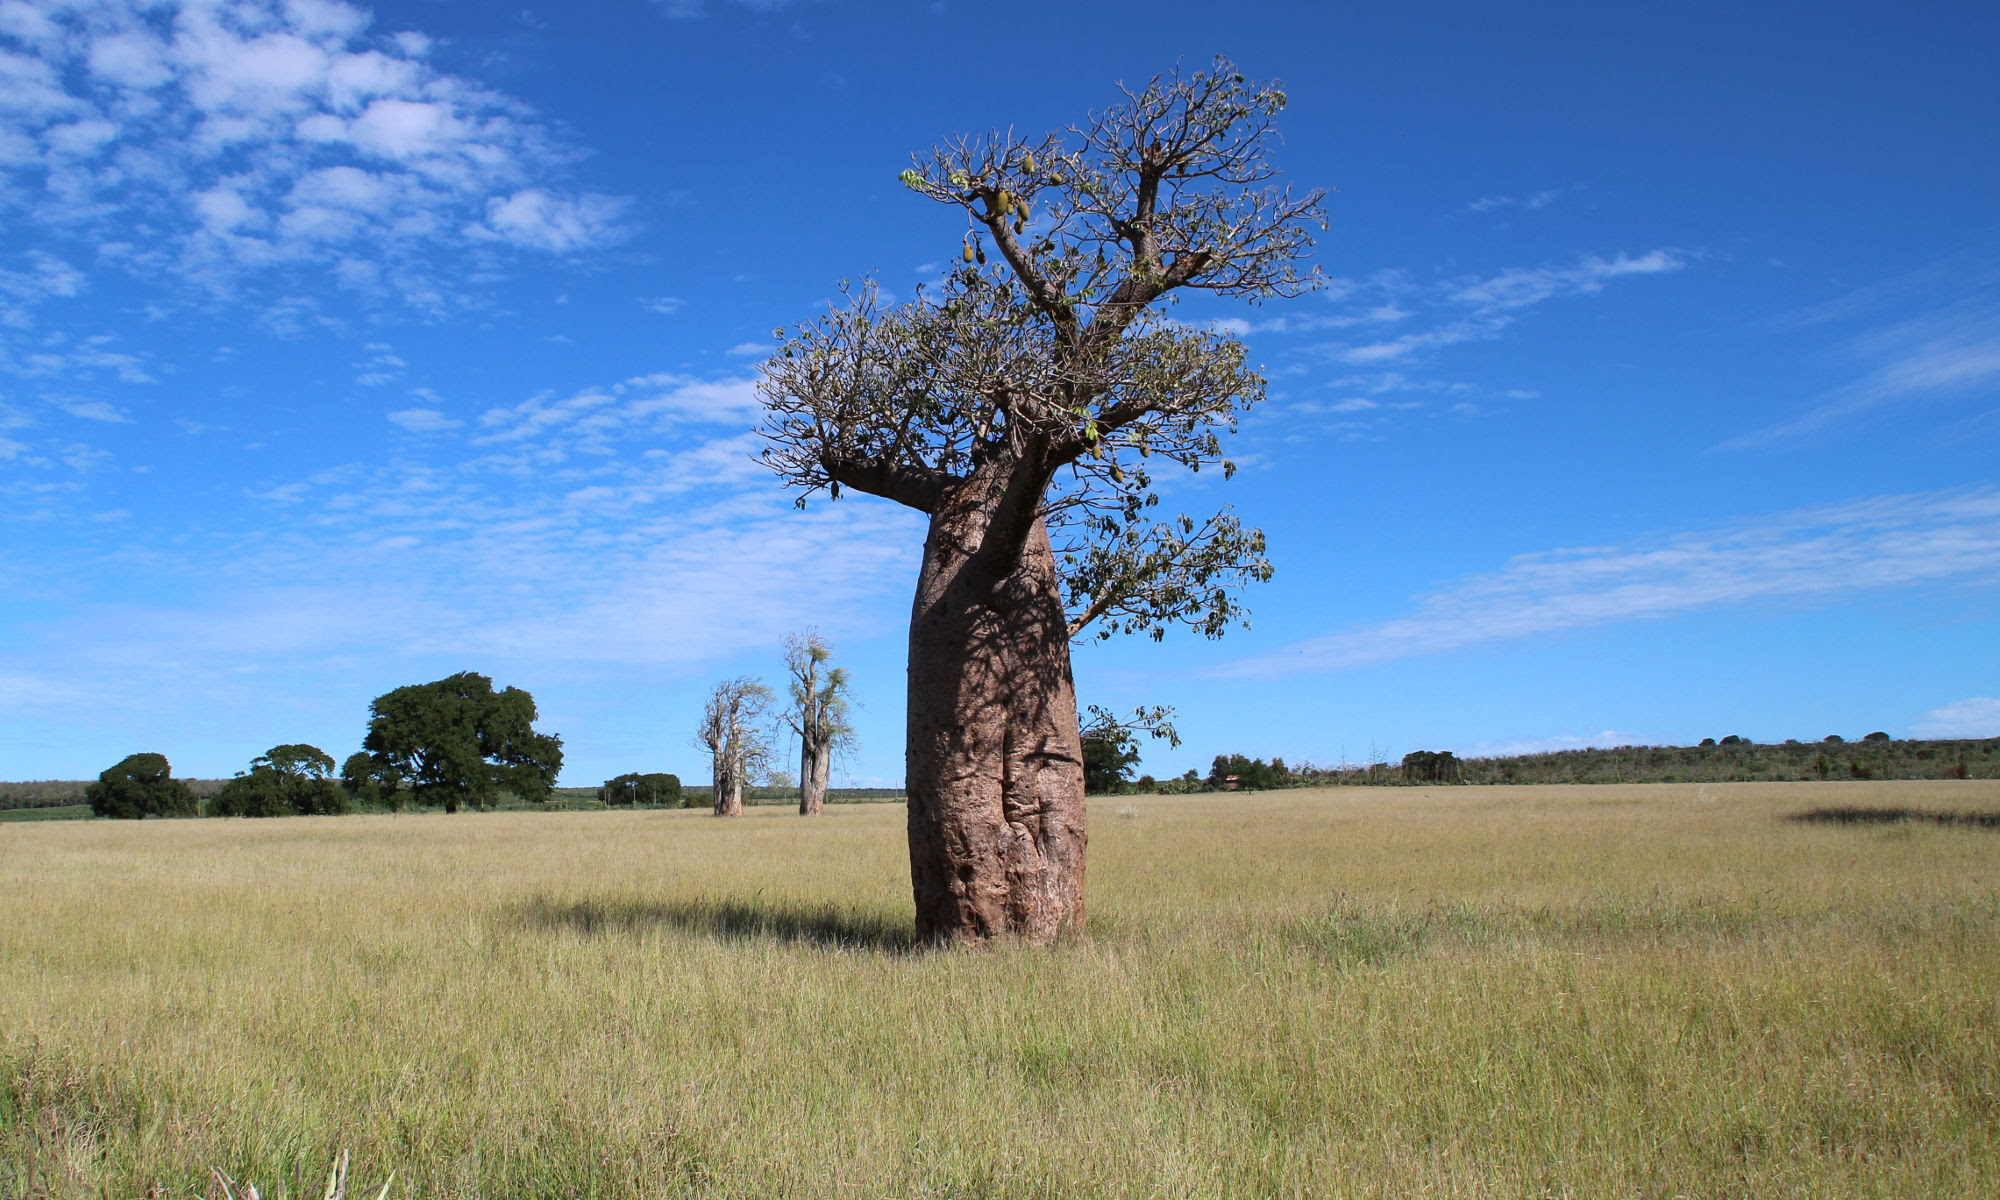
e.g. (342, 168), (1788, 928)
(514, 895), (918, 953)
(1789, 805), (2000, 829)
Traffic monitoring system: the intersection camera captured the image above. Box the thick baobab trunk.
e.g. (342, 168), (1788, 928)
(906, 478), (1087, 945)
(799, 736), (830, 815)
(712, 761), (742, 817)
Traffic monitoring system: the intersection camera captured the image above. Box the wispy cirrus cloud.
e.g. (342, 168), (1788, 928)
(1721, 263), (2000, 450)
(1465, 188), (1566, 214)
(1241, 250), (1685, 368)
(1218, 488), (2000, 679)
(650, 0), (807, 19)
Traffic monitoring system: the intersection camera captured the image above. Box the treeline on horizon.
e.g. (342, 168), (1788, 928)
(9, 736), (1996, 814)
(0, 780), (909, 813)
(1136, 734), (1998, 793)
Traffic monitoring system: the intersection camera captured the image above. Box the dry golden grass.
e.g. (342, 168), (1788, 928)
(4, 781), (1998, 1198)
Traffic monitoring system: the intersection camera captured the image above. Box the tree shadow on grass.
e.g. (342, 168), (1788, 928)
(515, 895), (920, 954)
(1790, 805), (2000, 829)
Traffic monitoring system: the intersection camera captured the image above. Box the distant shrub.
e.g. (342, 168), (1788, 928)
(599, 772), (684, 807)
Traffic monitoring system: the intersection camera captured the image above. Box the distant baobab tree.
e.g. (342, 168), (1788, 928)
(785, 631), (854, 816)
(696, 677), (774, 817)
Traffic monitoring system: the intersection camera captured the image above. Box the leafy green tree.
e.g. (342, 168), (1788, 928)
(85, 753), (197, 819)
(758, 59), (1317, 944)
(1208, 753), (1280, 791)
(342, 750), (405, 810)
(1080, 705), (1178, 795)
(599, 772), (683, 807)
(357, 672), (564, 812)
(210, 744), (348, 818)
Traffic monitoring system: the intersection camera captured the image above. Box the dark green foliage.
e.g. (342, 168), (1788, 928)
(1410, 737), (1997, 786)
(356, 672), (563, 813)
(84, 753), (197, 819)
(341, 750), (406, 810)
(209, 744), (349, 818)
(1863, 731), (1891, 742)
(1208, 753), (1284, 790)
(1082, 729), (1141, 795)
(1400, 750), (1463, 784)
(598, 772), (683, 807)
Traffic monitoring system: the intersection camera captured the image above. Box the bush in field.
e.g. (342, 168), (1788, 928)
(210, 745), (349, 818)
(85, 753), (197, 819)
(599, 772), (683, 807)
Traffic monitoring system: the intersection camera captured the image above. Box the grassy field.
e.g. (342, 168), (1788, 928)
(3, 782), (1997, 1198)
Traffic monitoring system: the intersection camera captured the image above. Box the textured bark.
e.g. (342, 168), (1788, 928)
(799, 736), (830, 815)
(712, 759), (742, 817)
(906, 474), (1087, 945)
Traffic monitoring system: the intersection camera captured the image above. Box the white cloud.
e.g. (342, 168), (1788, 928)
(642, 296), (686, 315)
(387, 406), (460, 432)
(474, 188), (629, 252)
(1220, 489), (2000, 679)
(1249, 250), (1689, 369)
(1911, 698), (2000, 740)
(473, 373), (762, 455)
(0, 0), (630, 317)
(726, 341), (776, 357)
(1465, 189), (1565, 215)
(49, 396), (131, 422)
(1449, 251), (1685, 311)
(652, 0), (805, 18)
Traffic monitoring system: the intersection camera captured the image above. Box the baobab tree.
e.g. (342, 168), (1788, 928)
(758, 58), (1323, 944)
(696, 677), (774, 817)
(785, 631), (854, 815)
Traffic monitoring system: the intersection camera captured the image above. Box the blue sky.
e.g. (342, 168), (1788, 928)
(3, 0), (1996, 788)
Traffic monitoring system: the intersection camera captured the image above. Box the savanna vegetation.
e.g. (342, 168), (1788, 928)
(1148, 737), (2000, 795)
(4, 781), (1997, 1198)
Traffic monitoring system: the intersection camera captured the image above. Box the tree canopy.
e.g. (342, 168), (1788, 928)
(209, 743), (349, 817)
(85, 752), (197, 819)
(758, 57), (1318, 646)
(357, 672), (563, 812)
